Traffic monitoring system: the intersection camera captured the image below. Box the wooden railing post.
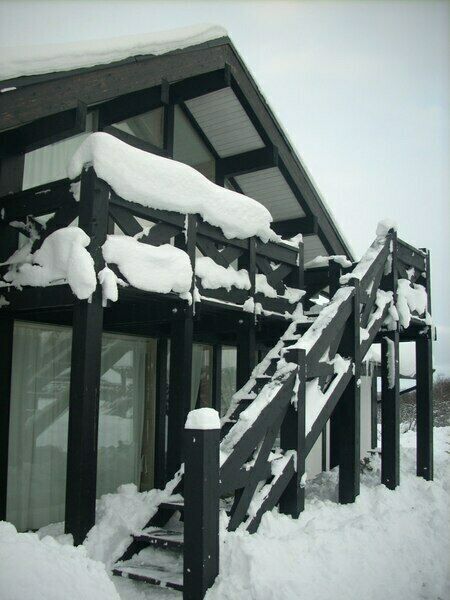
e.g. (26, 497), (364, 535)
(184, 409), (220, 600)
(279, 348), (306, 517)
(380, 231), (400, 489)
(65, 167), (109, 544)
(337, 281), (361, 504)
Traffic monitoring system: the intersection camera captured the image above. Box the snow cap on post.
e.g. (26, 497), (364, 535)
(185, 408), (221, 430)
(376, 219), (398, 238)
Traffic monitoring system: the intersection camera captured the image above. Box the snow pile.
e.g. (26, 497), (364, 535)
(376, 218), (398, 237)
(69, 133), (275, 241)
(0, 522), (119, 600)
(0, 24), (227, 80)
(84, 480), (182, 568)
(305, 254), (352, 268)
(185, 407), (221, 430)
(0, 227), (96, 299)
(255, 273), (277, 297)
(102, 235), (192, 296)
(207, 427), (450, 600)
(196, 257), (250, 291)
(396, 278), (428, 328)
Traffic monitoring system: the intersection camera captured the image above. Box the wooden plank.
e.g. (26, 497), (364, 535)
(272, 216), (318, 238)
(212, 344), (222, 412)
(255, 239), (299, 265)
(397, 239), (426, 272)
(0, 178), (73, 220)
(371, 372), (378, 449)
(109, 190), (185, 228)
(184, 426), (220, 599)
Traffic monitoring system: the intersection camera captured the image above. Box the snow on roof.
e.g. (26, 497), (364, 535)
(69, 132), (276, 242)
(0, 24), (227, 81)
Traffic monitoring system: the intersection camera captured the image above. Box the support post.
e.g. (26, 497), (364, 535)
(370, 371), (378, 449)
(211, 344), (222, 413)
(380, 230), (400, 490)
(65, 168), (109, 544)
(154, 337), (168, 489)
(167, 215), (196, 478)
(329, 259), (343, 469)
(338, 283), (361, 504)
(279, 348), (306, 517)
(416, 335), (433, 480)
(184, 414), (220, 600)
(0, 317), (14, 520)
(381, 332), (400, 489)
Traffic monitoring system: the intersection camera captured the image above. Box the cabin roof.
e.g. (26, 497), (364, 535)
(0, 25), (353, 261)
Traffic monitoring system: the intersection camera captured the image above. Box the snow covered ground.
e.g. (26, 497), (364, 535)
(1, 427), (448, 600)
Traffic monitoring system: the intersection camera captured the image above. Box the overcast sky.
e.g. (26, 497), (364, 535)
(1, 0), (448, 374)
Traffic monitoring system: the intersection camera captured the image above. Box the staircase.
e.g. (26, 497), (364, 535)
(112, 227), (431, 597)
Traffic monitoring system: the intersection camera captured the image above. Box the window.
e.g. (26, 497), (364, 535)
(7, 321), (156, 531)
(22, 112), (97, 190)
(173, 105), (215, 181)
(221, 346), (237, 417)
(113, 107), (164, 149)
(191, 343), (213, 409)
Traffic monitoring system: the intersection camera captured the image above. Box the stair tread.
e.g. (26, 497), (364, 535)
(113, 563), (183, 591)
(137, 528), (184, 548)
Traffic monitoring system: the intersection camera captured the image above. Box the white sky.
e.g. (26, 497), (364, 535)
(0, 0), (449, 375)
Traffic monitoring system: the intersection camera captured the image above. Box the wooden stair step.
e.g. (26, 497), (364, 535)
(113, 564), (183, 591)
(159, 500), (185, 513)
(135, 528), (184, 550)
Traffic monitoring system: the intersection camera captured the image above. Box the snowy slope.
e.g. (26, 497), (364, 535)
(0, 24), (227, 81)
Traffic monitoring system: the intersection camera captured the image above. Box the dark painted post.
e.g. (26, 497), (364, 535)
(381, 332), (400, 489)
(0, 317), (14, 520)
(236, 237), (256, 389)
(338, 282), (361, 504)
(329, 259), (343, 469)
(65, 168), (109, 544)
(416, 248), (433, 480)
(279, 348), (306, 517)
(380, 230), (400, 490)
(416, 335), (433, 480)
(154, 337), (168, 489)
(167, 214), (196, 478)
(370, 371), (378, 449)
(184, 410), (220, 600)
(211, 344), (222, 413)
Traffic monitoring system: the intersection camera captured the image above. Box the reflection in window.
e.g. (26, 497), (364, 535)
(113, 107), (164, 149)
(173, 106), (215, 181)
(221, 346), (237, 417)
(22, 112), (97, 190)
(7, 321), (156, 532)
(191, 344), (213, 409)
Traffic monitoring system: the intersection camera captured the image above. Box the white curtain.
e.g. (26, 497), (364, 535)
(7, 322), (72, 531)
(7, 323), (149, 532)
(96, 333), (148, 498)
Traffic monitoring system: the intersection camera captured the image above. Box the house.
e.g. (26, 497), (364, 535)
(0, 24), (433, 599)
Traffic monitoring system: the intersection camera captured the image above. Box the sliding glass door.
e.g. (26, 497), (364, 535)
(7, 321), (156, 532)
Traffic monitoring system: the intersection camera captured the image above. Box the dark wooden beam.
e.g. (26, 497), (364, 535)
(271, 215), (319, 238)
(381, 331), (400, 489)
(212, 344), (222, 413)
(154, 337), (168, 489)
(0, 317), (14, 520)
(184, 422), (220, 599)
(0, 101), (86, 158)
(337, 284), (361, 504)
(65, 168), (109, 544)
(0, 154), (24, 196)
(416, 335), (433, 480)
(103, 125), (169, 157)
(216, 145), (278, 179)
(170, 64), (230, 104)
(371, 372), (378, 449)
